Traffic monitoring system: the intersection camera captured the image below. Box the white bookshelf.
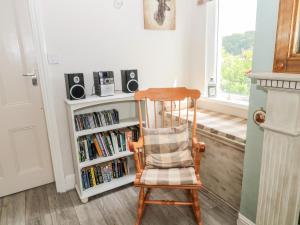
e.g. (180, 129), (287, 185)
(65, 92), (138, 203)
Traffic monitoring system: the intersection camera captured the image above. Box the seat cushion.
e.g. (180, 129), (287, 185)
(145, 149), (194, 169)
(143, 125), (194, 168)
(140, 167), (198, 185)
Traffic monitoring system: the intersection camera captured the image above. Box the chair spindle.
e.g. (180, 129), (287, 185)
(154, 100), (157, 128)
(170, 101), (173, 128)
(186, 98), (189, 125)
(138, 100), (143, 136)
(162, 101), (165, 128)
(145, 98), (150, 128)
(193, 99), (197, 137)
(178, 100), (181, 125)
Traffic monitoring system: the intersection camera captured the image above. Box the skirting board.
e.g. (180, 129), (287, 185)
(65, 174), (75, 191)
(237, 213), (256, 225)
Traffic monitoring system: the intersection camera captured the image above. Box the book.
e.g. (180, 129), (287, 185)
(74, 109), (120, 131)
(98, 134), (109, 156)
(93, 135), (103, 157)
(110, 131), (119, 154)
(105, 133), (115, 155)
(81, 157), (129, 190)
(101, 134), (112, 156)
(81, 170), (88, 189)
(77, 125), (140, 164)
(90, 167), (97, 186)
(119, 130), (127, 152)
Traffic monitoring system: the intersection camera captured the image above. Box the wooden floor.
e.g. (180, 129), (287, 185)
(0, 183), (237, 225)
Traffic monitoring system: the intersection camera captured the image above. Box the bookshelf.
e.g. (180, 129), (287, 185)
(65, 92), (139, 203)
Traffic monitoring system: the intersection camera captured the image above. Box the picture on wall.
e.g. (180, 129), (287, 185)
(144, 0), (176, 30)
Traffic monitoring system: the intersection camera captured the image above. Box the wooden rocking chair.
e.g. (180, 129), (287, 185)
(131, 87), (205, 225)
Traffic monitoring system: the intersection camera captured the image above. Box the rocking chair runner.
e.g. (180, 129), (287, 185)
(130, 87), (205, 225)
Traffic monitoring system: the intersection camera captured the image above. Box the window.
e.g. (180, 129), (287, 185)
(215, 0), (257, 102)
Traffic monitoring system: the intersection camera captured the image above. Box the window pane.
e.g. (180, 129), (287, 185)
(293, 3), (300, 54)
(218, 0), (257, 98)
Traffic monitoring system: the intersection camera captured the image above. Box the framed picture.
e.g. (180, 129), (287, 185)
(208, 85), (216, 97)
(144, 0), (176, 30)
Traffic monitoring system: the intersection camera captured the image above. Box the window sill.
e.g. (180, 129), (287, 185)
(198, 97), (249, 119)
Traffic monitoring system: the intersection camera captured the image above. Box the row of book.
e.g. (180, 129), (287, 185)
(78, 126), (139, 162)
(74, 109), (119, 131)
(81, 158), (129, 190)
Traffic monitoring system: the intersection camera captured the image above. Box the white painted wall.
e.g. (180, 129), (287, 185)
(38, 0), (207, 178)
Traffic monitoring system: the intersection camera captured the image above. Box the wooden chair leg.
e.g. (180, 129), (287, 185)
(191, 190), (202, 225)
(136, 187), (145, 225)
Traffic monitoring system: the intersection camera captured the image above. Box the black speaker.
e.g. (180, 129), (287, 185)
(65, 73), (86, 100)
(121, 70), (139, 93)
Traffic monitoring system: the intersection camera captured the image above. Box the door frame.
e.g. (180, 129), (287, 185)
(27, 0), (66, 192)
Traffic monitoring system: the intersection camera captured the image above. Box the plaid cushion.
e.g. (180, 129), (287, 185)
(143, 125), (194, 168)
(140, 167), (197, 185)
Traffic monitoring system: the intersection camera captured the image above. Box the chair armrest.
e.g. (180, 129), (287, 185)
(192, 137), (205, 152)
(192, 137), (205, 175)
(132, 137), (144, 150)
(130, 137), (144, 173)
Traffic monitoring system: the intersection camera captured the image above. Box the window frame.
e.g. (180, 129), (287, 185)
(212, 0), (255, 102)
(199, 0), (249, 117)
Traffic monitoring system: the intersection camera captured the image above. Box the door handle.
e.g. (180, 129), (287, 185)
(23, 72), (35, 77)
(22, 71), (38, 86)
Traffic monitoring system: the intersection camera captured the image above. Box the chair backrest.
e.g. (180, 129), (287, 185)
(135, 87), (201, 139)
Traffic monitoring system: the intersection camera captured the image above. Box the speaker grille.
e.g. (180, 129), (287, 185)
(127, 79), (138, 93)
(70, 84), (85, 100)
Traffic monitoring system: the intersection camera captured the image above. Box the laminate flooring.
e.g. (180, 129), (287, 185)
(0, 183), (238, 225)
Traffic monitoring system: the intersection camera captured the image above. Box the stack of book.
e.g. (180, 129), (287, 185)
(78, 126), (139, 162)
(81, 158), (129, 190)
(74, 109), (119, 131)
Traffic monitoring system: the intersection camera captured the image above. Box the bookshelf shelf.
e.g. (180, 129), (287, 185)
(79, 151), (134, 169)
(79, 174), (135, 199)
(75, 119), (139, 137)
(65, 92), (139, 203)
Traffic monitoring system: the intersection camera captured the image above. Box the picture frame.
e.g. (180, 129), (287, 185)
(144, 0), (176, 30)
(273, 0), (300, 73)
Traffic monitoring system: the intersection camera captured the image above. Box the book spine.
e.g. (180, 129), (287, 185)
(97, 134), (108, 157)
(81, 170), (87, 189)
(120, 132), (126, 152)
(84, 169), (90, 189)
(82, 138), (89, 160)
(90, 167), (97, 187)
(116, 132), (122, 153)
(118, 160), (122, 177)
(102, 134), (112, 156)
(94, 166), (99, 185)
(93, 135), (103, 157)
(87, 168), (93, 187)
(106, 133), (115, 155)
(98, 166), (104, 183)
(111, 132), (119, 155)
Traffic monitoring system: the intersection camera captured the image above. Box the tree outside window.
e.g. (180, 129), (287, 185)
(217, 0), (257, 100)
(220, 31), (254, 97)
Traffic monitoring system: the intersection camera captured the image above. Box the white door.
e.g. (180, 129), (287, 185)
(0, 0), (54, 197)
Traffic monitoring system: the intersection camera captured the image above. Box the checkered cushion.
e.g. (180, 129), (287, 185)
(143, 125), (194, 169)
(140, 167), (197, 185)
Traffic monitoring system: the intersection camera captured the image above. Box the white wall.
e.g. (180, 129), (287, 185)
(39, 0), (207, 179)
